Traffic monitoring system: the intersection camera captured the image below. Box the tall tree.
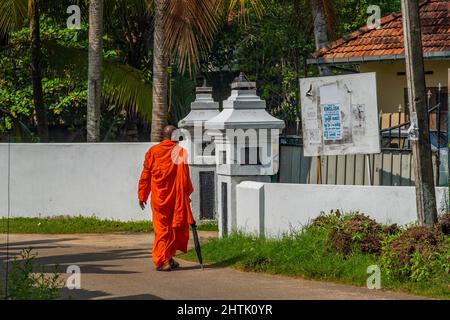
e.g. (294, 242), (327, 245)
(87, 0), (103, 142)
(309, 0), (335, 183)
(150, 0), (264, 142)
(150, 0), (169, 141)
(310, 0), (333, 76)
(0, 0), (49, 141)
(29, 0), (49, 142)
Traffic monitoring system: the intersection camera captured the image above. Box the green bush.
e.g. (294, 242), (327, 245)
(311, 211), (400, 256)
(437, 213), (450, 236)
(182, 211), (450, 298)
(380, 226), (450, 282)
(309, 210), (346, 229)
(1, 249), (62, 300)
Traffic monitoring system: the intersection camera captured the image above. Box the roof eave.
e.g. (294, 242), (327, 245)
(307, 51), (450, 66)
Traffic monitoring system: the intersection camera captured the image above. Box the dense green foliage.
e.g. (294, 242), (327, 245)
(182, 212), (450, 299)
(202, 0), (402, 126)
(0, 14), (155, 142)
(381, 226), (450, 283)
(0, 0), (402, 140)
(334, 0), (401, 36)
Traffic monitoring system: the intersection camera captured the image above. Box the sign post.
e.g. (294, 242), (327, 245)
(401, 0), (438, 226)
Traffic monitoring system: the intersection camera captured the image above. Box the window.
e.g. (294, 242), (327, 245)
(241, 147), (262, 166)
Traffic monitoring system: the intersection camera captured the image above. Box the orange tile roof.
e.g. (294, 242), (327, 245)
(310, 0), (450, 64)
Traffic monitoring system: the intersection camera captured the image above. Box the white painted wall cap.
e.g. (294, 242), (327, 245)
(237, 181), (266, 189)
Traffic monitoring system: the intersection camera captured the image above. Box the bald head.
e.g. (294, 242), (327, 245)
(163, 125), (177, 140)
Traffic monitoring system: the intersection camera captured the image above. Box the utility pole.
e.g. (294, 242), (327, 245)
(400, 0), (438, 225)
(310, 0), (332, 184)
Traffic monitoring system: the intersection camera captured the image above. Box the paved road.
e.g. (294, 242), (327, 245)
(0, 233), (425, 300)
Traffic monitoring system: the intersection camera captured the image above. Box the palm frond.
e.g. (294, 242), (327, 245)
(0, 0), (28, 36)
(162, 0), (219, 74)
(216, 0), (266, 22)
(170, 74), (196, 124)
(321, 0), (337, 40)
(43, 40), (152, 122)
(103, 62), (153, 121)
(40, 0), (89, 22)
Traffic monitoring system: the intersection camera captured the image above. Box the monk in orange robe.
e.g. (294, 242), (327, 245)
(138, 125), (194, 271)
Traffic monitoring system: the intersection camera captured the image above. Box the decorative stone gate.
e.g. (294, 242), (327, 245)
(205, 73), (285, 237)
(178, 82), (220, 221)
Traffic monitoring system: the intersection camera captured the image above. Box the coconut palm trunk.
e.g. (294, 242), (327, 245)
(87, 0), (104, 142)
(30, 0), (49, 142)
(310, 0), (332, 76)
(150, 0), (169, 142)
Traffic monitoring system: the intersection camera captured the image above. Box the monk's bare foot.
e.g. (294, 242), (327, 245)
(170, 258), (180, 269)
(156, 262), (172, 272)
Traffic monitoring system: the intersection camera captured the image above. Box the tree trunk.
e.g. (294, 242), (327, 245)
(87, 0), (104, 142)
(150, 0), (169, 142)
(310, 0), (332, 76)
(400, 0), (437, 225)
(30, 0), (49, 142)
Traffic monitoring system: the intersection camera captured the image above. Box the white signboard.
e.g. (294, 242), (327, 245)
(300, 73), (380, 156)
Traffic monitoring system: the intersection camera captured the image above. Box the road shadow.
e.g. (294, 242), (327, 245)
(0, 237), (151, 275)
(0, 237), (77, 259)
(34, 248), (148, 273)
(174, 255), (245, 271)
(103, 294), (163, 300)
(59, 287), (112, 300)
(59, 288), (163, 300)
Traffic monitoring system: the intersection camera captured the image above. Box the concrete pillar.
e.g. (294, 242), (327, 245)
(178, 82), (220, 221)
(205, 73), (285, 237)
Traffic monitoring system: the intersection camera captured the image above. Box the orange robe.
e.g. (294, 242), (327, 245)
(138, 139), (195, 268)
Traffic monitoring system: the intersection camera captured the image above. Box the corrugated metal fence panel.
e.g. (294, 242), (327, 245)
(279, 145), (312, 184)
(279, 145), (415, 186)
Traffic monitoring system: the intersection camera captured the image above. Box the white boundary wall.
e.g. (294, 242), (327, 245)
(237, 182), (449, 238)
(2, 143), (448, 229)
(0, 143), (154, 221)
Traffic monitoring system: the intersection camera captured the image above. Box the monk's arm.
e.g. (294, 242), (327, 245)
(138, 150), (153, 204)
(180, 148), (194, 195)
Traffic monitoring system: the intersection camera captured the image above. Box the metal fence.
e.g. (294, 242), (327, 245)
(278, 143), (420, 186)
(278, 95), (448, 187)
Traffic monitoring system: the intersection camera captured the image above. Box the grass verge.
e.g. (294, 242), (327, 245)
(0, 216), (153, 234)
(195, 220), (219, 231)
(0, 216), (218, 234)
(181, 218), (449, 299)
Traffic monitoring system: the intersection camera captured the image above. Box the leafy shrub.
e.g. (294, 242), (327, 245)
(381, 226), (449, 282)
(310, 210), (345, 229)
(437, 213), (450, 236)
(1, 249), (62, 300)
(312, 211), (400, 255)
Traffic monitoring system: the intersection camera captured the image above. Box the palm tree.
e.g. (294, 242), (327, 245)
(150, 0), (169, 141)
(309, 0), (334, 76)
(29, 0), (49, 141)
(150, 0), (265, 141)
(1, 0), (263, 142)
(1, 0), (153, 141)
(87, 0), (103, 142)
(1, 0), (49, 141)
